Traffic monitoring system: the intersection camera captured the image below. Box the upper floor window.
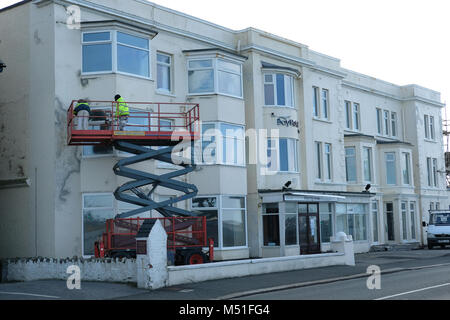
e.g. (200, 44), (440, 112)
(82, 30), (151, 78)
(188, 58), (242, 98)
(267, 138), (298, 173)
(427, 157), (438, 187)
(313, 86), (330, 120)
(264, 73), (294, 107)
(391, 112), (397, 137)
(345, 101), (360, 131)
(157, 52), (172, 93)
(376, 108), (382, 134)
(376, 108), (398, 138)
(363, 147), (372, 182)
(402, 152), (411, 185)
(385, 152), (397, 185)
(425, 114), (435, 141)
(345, 146), (357, 182)
(200, 122), (245, 166)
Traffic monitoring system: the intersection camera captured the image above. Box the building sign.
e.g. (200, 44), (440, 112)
(277, 117), (299, 128)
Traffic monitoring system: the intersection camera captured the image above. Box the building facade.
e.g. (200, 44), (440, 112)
(0, 0), (448, 260)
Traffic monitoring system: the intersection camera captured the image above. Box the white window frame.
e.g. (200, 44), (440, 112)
(200, 122), (246, 167)
(263, 73), (295, 108)
(156, 52), (173, 94)
(376, 108), (382, 135)
(187, 57), (243, 99)
(383, 110), (390, 136)
(321, 88), (330, 120)
(371, 200), (379, 243)
(424, 115), (430, 139)
(313, 86), (320, 117)
(324, 143), (333, 181)
(81, 29), (151, 80)
(315, 141), (322, 180)
(345, 101), (352, 129)
(363, 147), (373, 183)
(429, 115), (435, 140)
(191, 195), (248, 250)
(391, 112), (397, 137)
(345, 146), (357, 183)
(385, 152), (397, 185)
(267, 138), (299, 173)
(353, 103), (360, 131)
(81, 192), (115, 257)
(402, 152), (411, 185)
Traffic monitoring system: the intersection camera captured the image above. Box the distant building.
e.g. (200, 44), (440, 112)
(0, 0), (448, 259)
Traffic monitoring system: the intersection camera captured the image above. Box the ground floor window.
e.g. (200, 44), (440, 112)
(192, 195), (247, 248)
(372, 200), (379, 243)
(336, 203), (368, 241)
(262, 203), (280, 246)
(82, 193), (114, 256)
(319, 203), (333, 243)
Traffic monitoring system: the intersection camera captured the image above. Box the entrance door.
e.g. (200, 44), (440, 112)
(385, 202), (395, 241)
(298, 203), (321, 254)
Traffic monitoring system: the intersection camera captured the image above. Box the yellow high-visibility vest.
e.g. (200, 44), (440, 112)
(115, 97), (129, 117)
(74, 102), (90, 115)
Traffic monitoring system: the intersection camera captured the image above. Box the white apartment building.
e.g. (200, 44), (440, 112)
(0, 0), (448, 260)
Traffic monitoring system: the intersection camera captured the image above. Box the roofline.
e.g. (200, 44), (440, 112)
(0, 0), (31, 13)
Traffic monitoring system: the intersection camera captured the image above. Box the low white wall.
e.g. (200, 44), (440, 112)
(1, 257), (136, 283)
(168, 252), (346, 286)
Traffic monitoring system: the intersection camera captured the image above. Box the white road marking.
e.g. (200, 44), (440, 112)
(0, 291), (60, 299)
(375, 282), (450, 300)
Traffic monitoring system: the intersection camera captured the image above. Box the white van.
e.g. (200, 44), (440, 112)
(423, 210), (450, 249)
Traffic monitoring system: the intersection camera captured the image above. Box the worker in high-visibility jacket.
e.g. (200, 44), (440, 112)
(114, 94), (129, 130)
(73, 99), (91, 130)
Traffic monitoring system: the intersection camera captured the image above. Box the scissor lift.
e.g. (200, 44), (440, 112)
(67, 100), (212, 264)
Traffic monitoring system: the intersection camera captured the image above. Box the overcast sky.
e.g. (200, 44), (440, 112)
(2, 0), (449, 119)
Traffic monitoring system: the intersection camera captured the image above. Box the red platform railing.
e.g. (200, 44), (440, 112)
(67, 100), (200, 146)
(101, 216), (207, 255)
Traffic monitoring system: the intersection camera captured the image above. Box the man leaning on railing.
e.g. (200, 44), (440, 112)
(114, 94), (129, 131)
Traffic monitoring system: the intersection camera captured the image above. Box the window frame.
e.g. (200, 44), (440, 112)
(363, 147), (373, 183)
(263, 72), (295, 108)
(199, 121), (246, 167)
(81, 29), (152, 80)
(385, 152), (397, 185)
(267, 137), (299, 173)
(191, 195), (247, 249)
(187, 57), (243, 99)
(156, 52), (173, 94)
(345, 146), (357, 183)
(402, 152), (411, 185)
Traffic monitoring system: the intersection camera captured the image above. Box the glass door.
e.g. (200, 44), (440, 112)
(385, 202), (395, 241)
(298, 203), (321, 254)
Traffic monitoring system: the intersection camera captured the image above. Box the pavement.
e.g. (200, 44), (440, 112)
(1, 248), (450, 300)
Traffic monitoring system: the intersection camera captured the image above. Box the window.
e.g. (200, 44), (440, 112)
(188, 58), (242, 97)
(336, 203), (367, 241)
(324, 143), (332, 180)
(315, 142), (322, 179)
(82, 30), (150, 78)
(385, 152), (397, 185)
(321, 89), (329, 119)
(285, 203), (298, 245)
(424, 115), (430, 139)
(432, 158), (438, 187)
(427, 157), (433, 186)
(410, 202), (416, 240)
(192, 195), (247, 249)
(82, 193), (114, 256)
(345, 101), (352, 129)
(372, 201), (379, 243)
(383, 110), (390, 136)
(82, 32), (112, 73)
(376, 108), (382, 134)
(401, 201), (408, 240)
(263, 203), (280, 246)
(391, 112), (397, 137)
(319, 203), (333, 243)
(157, 52), (172, 92)
(267, 138), (298, 172)
(427, 157), (438, 187)
(200, 122), (245, 166)
(264, 73), (294, 107)
(430, 116), (435, 140)
(402, 152), (411, 185)
(192, 196), (218, 246)
(363, 147), (372, 182)
(313, 87), (320, 117)
(353, 103), (360, 131)
(222, 196), (246, 247)
(345, 147), (357, 182)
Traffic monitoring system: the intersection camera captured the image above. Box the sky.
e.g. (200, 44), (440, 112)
(1, 0), (449, 119)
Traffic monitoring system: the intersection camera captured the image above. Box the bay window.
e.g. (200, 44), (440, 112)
(385, 152), (397, 185)
(200, 122), (245, 166)
(188, 58), (243, 98)
(336, 203), (367, 241)
(267, 138), (298, 172)
(192, 195), (247, 248)
(82, 30), (151, 78)
(264, 73), (294, 107)
(345, 147), (357, 182)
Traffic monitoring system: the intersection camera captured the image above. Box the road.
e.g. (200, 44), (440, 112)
(239, 263), (450, 300)
(1, 248), (450, 300)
